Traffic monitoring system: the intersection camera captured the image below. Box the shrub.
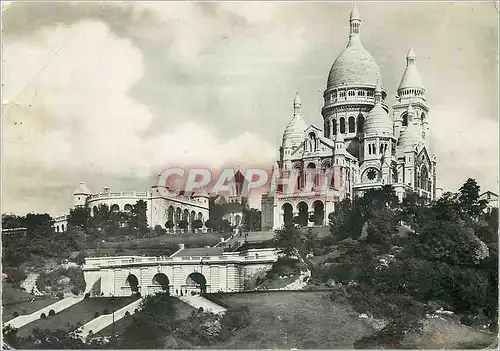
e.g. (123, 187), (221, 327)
(95, 312), (100, 318)
(5, 267), (27, 287)
(70, 287), (80, 296)
(103, 309), (110, 315)
(40, 313), (47, 319)
(74, 250), (86, 265)
(57, 292), (64, 299)
(13, 311), (19, 318)
(48, 310), (56, 316)
(125, 311), (130, 317)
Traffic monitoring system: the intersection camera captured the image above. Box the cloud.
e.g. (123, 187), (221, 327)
(431, 104), (499, 192)
(2, 20), (276, 179)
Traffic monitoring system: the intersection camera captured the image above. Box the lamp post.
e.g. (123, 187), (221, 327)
(109, 292), (115, 348)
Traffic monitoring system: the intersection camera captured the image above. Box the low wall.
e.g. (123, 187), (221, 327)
(76, 297), (144, 340)
(5, 296), (84, 329)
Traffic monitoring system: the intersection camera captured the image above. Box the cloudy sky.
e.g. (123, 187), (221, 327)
(2, 1), (498, 215)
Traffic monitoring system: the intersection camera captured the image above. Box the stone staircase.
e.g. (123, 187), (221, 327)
(75, 297), (144, 340)
(177, 295), (226, 314)
(5, 296), (84, 329)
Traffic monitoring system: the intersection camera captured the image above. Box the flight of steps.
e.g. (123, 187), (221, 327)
(74, 297), (144, 340)
(177, 295), (226, 315)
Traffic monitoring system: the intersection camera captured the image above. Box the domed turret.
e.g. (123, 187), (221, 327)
(73, 181), (91, 207)
(363, 82), (393, 136)
(282, 92), (307, 148)
(326, 6), (382, 89)
(397, 104), (422, 150)
(398, 47), (424, 91)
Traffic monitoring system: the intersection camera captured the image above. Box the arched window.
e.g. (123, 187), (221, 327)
(332, 119), (337, 135)
(402, 112), (408, 127)
(340, 117), (346, 134)
(357, 114), (364, 133)
(348, 116), (355, 133)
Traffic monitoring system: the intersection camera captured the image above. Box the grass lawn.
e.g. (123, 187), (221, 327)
(2, 283), (58, 322)
(16, 297), (138, 338)
(207, 291), (374, 349)
(95, 297), (194, 338)
(402, 317), (498, 349)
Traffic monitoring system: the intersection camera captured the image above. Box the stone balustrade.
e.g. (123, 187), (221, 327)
(83, 249), (278, 270)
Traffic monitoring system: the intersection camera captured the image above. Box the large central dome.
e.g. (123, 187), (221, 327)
(326, 7), (382, 90)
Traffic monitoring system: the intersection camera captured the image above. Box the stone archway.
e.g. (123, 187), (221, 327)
(152, 273), (170, 292)
(282, 203), (293, 225)
(126, 274), (139, 294)
(312, 200), (325, 226)
(235, 214), (242, 227)
(186, 272), (207, 295)
(297, 202), (309, 227)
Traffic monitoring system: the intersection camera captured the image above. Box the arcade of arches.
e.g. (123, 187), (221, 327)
(281, 200), (326, 226)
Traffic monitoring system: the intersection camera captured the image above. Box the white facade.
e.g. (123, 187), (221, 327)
(54, 182), (210, 233)
(82, 248), (278, 296)
(261, 6), (438, 230)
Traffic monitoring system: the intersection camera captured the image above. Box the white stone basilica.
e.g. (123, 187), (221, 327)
(261, 6), (438, 230)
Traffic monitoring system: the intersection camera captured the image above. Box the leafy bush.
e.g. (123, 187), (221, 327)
(48, 310), (56, 316)
(5, 267), (27, 288)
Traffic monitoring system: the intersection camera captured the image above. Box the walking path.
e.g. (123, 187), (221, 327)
(5, 296), (84, 329)
(177, 295), (226, 314)
(74, 298), (144, 340)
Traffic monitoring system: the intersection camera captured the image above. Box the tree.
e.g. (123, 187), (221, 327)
(2, 214), (25, 229)
(410, 219), (488, 266)
(243, 208), (261, 231)
(68, 206), (90, 230)
(178, 220), (189, 232)
(165, 220), (174, 232)
(131, 200), (149, 236)
(366, 207), (398, 252)
(274, 224), (304, 256)
(24, 213), (54, 237)
(457, 178), (487, 221)
(192, 219), (203, 231)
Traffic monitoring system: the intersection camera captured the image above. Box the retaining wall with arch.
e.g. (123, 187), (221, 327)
(83, 249), (278, 297)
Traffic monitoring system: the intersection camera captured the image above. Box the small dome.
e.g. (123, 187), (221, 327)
(282, 116), (307, 147)
(363, 84), (392, 135)
(398, 47), (424, 90)
(397, 120), (421, 150)
(282, 92), (307, 147)
(364, 105), (393, 135)
(74, 181), (91, 195)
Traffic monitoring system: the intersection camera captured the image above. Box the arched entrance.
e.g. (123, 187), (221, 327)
(186, 272), (207, 295)
(235, 214), (242, 227)
(312, 200), (325, 226)
(282, 203), (293, 225)
(126, 274), (139, 295)
(152, 273), (170, 292)
(297, 202), (309, 227)
(306, 163), (317, 189)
